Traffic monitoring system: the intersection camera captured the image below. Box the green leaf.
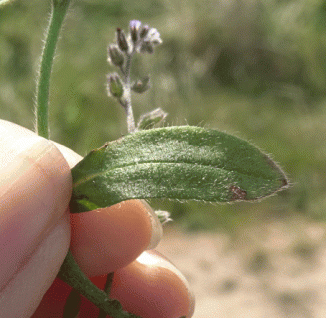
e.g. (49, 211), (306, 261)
(70, 126), (288, 213)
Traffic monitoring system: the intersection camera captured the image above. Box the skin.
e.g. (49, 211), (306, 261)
(0, 120), (194, 318)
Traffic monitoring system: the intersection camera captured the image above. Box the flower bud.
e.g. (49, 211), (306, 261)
(107, 44), (124, 67)
(116, 28), (129, 52)
(129, 20), (141, 44)
(137, 107), (168, 130)
(140, 25), (150, 39)
(147, 28), (162, 45)
(107, 73), (124, 98)
(131, 76), (151, 93)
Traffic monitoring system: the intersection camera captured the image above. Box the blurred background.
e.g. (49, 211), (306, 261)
(1, 0), (326, 317)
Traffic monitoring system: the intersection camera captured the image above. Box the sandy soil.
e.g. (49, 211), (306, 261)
(157, 219), (326, 318)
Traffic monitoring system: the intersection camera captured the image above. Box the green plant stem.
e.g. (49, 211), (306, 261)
(98, 272), (115, 318)
(58, 251), (138, 318)
(63, 288), (81, 318)
(35, 0), (71, 139)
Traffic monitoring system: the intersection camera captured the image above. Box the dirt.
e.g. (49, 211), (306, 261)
(156, 219), (326, 318)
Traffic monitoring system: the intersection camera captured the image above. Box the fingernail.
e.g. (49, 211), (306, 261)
(140, 200), (163, 250)
(112, 250), (195, 317)
(138, 250), (195, 317)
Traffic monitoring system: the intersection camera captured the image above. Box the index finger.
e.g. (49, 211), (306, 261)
(55, 139), (163, 277)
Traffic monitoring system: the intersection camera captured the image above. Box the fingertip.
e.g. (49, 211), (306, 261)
(110, 250), (195, 318)
(54, 142), (83, 169)
(70, 200), (162, 277)
(139, 200), (163, 250)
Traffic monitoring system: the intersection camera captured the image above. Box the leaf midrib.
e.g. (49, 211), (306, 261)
(73, 160), (278, 188)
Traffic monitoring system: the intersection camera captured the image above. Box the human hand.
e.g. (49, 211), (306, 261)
(0, 120), (194, 318)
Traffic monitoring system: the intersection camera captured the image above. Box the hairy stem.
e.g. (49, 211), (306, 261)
(58, 251), (138, 318)
(121, 53), (135, 133)
(35, 0), (71, 139)
(124, 99), (136, 133)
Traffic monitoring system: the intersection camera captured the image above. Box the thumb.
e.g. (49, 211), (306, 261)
(0, 120), (72, 318)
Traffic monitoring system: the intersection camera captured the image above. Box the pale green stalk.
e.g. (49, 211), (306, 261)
(35, 0), (71, 138)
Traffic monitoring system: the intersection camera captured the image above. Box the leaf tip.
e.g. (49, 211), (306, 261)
(263, 153), (289, 188)
(281, 176), (289, 188)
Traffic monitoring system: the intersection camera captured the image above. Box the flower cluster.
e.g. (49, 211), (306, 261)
(106, 21), (164, 133)
(107, 20), (162, 68)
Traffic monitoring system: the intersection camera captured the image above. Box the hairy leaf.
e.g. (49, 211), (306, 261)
(70, 126), (288, 213)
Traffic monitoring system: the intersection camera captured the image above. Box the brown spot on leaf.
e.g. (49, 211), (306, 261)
(102, 142), (109, 149)
(230, 185), (247, 201)
(281, 178), (288, 187)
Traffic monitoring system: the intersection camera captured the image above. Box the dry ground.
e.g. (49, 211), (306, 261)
(157, 219), (326, 318)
